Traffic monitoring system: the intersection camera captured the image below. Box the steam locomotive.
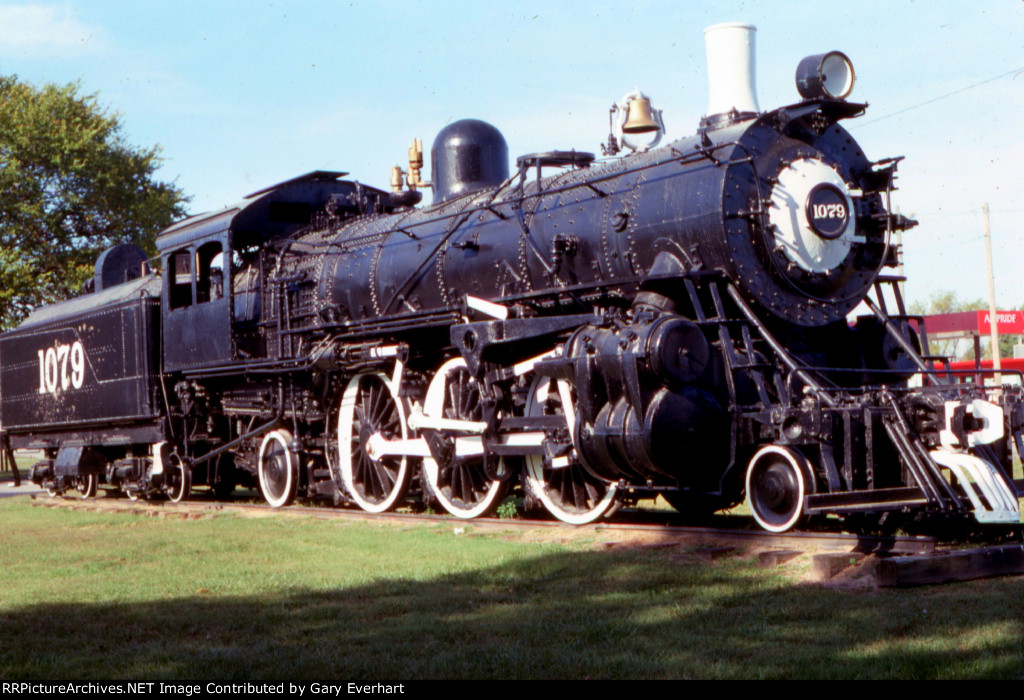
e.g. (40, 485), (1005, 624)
(3, 24), (1022, 531)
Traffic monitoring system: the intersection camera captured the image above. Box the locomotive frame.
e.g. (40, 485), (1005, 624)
(2, 24), (1022, 533)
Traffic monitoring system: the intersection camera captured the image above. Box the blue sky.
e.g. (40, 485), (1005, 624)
(0, 0), (1022, 310)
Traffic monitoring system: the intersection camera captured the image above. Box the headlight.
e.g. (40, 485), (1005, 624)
(796, 51), (855, 100)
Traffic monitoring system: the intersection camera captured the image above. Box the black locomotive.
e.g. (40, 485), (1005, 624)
(3, 24), (1022, 531)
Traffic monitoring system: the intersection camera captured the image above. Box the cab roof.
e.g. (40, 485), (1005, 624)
(154, 171), (383, 253)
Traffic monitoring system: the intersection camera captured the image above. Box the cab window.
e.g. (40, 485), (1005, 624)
(196, 241), (225, 303)
(169, 250), (192, 309)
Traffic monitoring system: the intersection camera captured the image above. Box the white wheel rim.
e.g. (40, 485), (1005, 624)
(167, 454), (190, 503)
(524, 376), (617, 525)
(421, 357), (505, 519)
(745, 445), (809, 533)
(78, 473), (97, 499)
(258, 429), (297, 508)
(338, 372), (410, 513)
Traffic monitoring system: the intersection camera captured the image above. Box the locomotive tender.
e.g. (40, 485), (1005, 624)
(3, 24), (1023, 531)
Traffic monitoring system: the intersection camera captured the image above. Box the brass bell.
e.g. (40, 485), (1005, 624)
(622, 96), (660, 134)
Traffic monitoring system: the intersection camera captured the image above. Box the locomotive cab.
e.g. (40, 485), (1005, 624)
(155, 171), (385, 370)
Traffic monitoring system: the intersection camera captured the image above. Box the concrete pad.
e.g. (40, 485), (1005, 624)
(0, 479), (45, 498)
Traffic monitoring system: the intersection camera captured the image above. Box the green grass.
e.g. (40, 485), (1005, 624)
(1, 498), (1024, 679)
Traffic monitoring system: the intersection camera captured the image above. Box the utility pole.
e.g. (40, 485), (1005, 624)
(893, 210), (905, 303)
(983, 202), (1002, 386)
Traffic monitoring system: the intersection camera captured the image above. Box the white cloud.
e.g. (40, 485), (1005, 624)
(0, 3), (106, 55)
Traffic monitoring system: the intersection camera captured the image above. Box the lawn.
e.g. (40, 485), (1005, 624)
(1, 497), (1023, 679)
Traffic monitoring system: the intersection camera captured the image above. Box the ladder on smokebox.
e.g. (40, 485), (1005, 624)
(870, 274), (1020, 522)
(871, 274), (953, 382)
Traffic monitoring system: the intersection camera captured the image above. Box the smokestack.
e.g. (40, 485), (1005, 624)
(703, 23), (760, 125)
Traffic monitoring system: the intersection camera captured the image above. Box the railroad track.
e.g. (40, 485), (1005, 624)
(28, 488), (943, 556)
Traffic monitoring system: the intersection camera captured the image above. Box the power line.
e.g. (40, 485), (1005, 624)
(853, 67), (1024, 128)
(907, 206), (1024, 217)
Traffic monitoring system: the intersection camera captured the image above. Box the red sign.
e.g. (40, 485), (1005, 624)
(976, 310), (1024, 334)
(924, 310), (1024, 335)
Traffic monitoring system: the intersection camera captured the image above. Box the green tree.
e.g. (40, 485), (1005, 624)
(0, 74), (188, 330)
(909, 290), (986, 318)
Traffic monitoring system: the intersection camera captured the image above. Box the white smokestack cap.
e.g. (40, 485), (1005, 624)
(703, 23), (760, 121)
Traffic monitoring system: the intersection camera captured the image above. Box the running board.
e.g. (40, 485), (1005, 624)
(806, 486), (929, 513)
